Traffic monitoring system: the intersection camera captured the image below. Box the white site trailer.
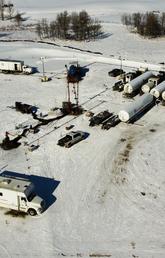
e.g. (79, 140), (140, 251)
(118, 93), (154, 122)
(141, 76), (161, 94)
(0, 174), (45, 216)
(124, 71), (153, 94)
(150, 80), (165, 98)
(0, 59), (33, 74)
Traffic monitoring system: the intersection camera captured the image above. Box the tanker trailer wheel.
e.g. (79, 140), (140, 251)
(28, 208), (37, 216)
(65, 142), (72, 148)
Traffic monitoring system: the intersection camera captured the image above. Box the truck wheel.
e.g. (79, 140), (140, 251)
(28, 208), (37, 216)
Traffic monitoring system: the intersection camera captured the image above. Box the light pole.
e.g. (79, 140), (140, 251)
(119, 55), (122, 71)
(40, 57), (45, 77)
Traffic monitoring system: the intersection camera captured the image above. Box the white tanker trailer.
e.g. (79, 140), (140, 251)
(150, 80), (165, 98)
(124, 71), (153, 94)
(118, 93), (154, 122)
(161, 90), (165, 100)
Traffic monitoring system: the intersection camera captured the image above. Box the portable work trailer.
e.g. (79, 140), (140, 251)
(0, 174), (45, 215)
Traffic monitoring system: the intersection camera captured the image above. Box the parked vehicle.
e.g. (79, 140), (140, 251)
(124, 67), (148, 83)
(101, 114), (120, 130)
(141, 74), (165, 94)
(89, 110), (113, 127)
(0, 59), (33, 74)
(113, 69), (145, 92)
(108, 68), (124, 77)
(124, 71), (153, 95)
(118, 93), (154, 122)
(0, 174), (45, 216)
(15, 102), (37, 114)
(57, 131), (86, 148)
(150, 80), (165, 98)
(113, 80), (124, 91)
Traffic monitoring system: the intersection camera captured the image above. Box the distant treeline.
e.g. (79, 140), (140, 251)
(121, 12), (165, 37)
(36, 10), (102, 41)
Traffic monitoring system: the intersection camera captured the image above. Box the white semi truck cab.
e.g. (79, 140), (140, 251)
(22, 65), (33, 74)
(0, 174), (45, 216)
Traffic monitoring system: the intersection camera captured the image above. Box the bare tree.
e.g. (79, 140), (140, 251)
(145, 12), (161, 37)
(56, 11), (70, 39)
(0, 0), (5, 20)
(89, 19), (102, 39)
(160, 12), (165, 35)
(40, 18), (49, 38)
(71, 12), (80, 39)
(14, 12), (23, 26)
(78, 10), (90, 40)
(36, 22), (42, 39)
(7, 1), (14, 19)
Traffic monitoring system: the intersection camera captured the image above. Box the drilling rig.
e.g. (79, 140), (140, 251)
(63, 62), (82, 115)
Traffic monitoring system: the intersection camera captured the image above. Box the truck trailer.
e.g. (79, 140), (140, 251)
(150, 80), (165, 98)
(0, 174), (45, 216)
(161, 90), (165, 100)
(141, 76), (159, 93)
(124, 71), (153, 95)
(118, 93), (154, 122)
(0, 59), (33, 74)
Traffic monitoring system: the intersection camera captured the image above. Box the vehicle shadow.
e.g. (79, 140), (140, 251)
(0, 170), (60, 211)
(96, 32), (113, 40)
(83, 132), (90, 140)
(32, 66), (39, 74)
(0, 32), (12, 38)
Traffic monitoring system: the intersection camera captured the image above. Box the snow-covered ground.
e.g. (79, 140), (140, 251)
(0, 1), (165, 258)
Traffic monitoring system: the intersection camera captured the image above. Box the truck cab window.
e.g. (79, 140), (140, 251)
(0, 192), (3, 196)
(27, 192), (36, 202)
(21, 197), (27, 202)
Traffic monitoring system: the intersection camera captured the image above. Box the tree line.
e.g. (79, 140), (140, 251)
(121, 12), (165, 37)
(0, 0), (24, 25)
(36, 10), (102, 41)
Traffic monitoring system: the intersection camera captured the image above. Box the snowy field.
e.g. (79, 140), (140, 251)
(0, 1), (165, 258)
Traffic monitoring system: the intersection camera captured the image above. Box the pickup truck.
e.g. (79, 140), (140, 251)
(57, 131), (86, 148)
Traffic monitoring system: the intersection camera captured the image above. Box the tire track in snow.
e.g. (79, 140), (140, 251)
(0, 244), (11, 258)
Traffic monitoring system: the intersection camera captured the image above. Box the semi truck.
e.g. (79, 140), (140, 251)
(141, 73), (165, 94)
(124, 71), (153, 95)
(150, 80), (165, 98)
(113, 68), (147, 92)
(0, 174), (45, 216)
(0, 59), (33, 74)
(118, 93), (154, 122)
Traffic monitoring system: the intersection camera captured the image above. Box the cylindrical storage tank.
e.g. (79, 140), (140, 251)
(162, 90), (165, 100)
(124, 71), (153, 94)
(150, 81), (165, 98)
(118, 93), (154, 122)
(141, 81), (155, 93)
